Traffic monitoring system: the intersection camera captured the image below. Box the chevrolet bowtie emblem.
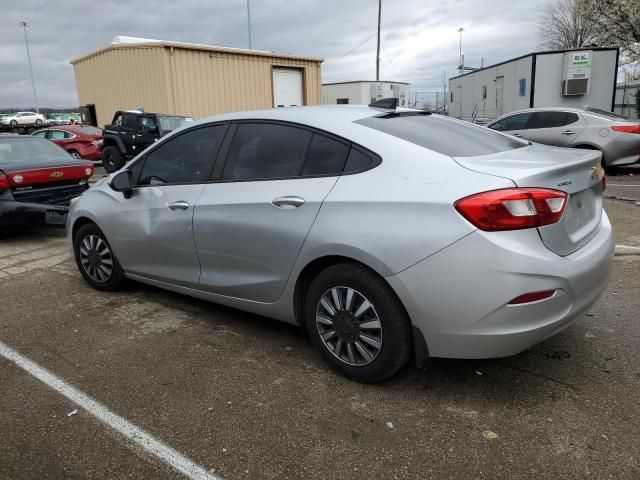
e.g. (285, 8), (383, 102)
(50, 171), (64, 178)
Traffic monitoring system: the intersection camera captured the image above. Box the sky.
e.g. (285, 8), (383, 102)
(0, 0), (551, 108)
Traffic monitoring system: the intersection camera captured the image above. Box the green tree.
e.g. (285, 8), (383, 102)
(583, 0), (640, 65)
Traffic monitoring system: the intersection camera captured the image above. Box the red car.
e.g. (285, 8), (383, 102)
(32, 125), (103, 162)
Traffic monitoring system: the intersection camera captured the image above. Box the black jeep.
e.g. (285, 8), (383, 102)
(101, 110), (193, 172)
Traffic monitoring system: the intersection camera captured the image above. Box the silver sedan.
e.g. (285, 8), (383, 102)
(67, 105), (613, 382)
(487, 107), (640, 169)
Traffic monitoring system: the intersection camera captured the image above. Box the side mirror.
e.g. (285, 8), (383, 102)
(110, 170), (133, 198)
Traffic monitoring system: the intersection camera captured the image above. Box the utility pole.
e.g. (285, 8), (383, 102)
(20, 20), (38, 113)
(442, 70), (447, 114)
(457, 27), (464, 76)
(376, 0), (382, 81)
(246, 0), (252, 49)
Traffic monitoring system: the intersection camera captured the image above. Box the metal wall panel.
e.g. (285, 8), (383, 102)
(73, 45), (322, 126)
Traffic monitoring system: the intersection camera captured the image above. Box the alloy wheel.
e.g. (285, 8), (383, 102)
(70, 151), (81, 159)
(79, 235), (113, 283)
(315, 286), (383, 366)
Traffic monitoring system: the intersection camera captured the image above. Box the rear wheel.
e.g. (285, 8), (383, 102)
(101, 146), (125, 173)
(68, 150), (81, 159)
(73, 223), (125, 291)
(305, 263), (411, 383)
(35, 119), (43, 125)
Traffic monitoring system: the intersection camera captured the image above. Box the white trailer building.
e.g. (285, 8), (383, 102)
(322, 81), (409, 107)
(448, 47), (619, 123)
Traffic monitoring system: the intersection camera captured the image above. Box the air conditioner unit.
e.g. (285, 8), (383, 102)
(562, 78), (589, 95)
(562, 51), (591, 96)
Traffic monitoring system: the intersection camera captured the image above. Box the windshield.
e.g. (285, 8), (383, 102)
(0, 137), (71, 164)
(355, 114), (527, 157)
(157, 116), (194, 132)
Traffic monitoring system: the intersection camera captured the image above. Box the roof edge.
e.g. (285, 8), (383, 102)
(322, 80), (410, 86)
(449, 46), (619, 81)
(70, 40), (324, 65)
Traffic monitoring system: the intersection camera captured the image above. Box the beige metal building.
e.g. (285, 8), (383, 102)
(71, 37), (323, 127)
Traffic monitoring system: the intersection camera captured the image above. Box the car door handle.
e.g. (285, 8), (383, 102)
(168, 200), (190, 211)
(272, 196), (305, 209)
(562, 130), (575, 135)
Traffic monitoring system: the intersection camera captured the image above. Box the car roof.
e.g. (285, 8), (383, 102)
(194, 105), (391, 129)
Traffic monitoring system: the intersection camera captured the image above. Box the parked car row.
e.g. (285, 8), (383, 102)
(32, 125), (103, 161)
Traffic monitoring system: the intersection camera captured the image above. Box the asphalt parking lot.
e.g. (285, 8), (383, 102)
(1, 175), (639, 479)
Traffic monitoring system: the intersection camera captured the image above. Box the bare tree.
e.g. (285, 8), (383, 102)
(583, 0), (640, 65)
(538, 0), (597, 50)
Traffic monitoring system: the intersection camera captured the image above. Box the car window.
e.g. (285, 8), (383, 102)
(566, 113), (579, 125)
(301, 134), (350, 176)
(49, 130), (66, 140)
(503, 113), (532, 131)
(138, 125), (226, 185)
(355, 114), (526, 157)
(222, 123), (312, 181)
(123, 114), (138, 130)
(529, 111), (573, 129)
(140, 116), (158, 132)
(32, 131), (47, 138)
(344, 147), (376, 172)
(112, 114), (123, 126)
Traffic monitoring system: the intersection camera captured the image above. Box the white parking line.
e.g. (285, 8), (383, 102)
(615, 244), (640, 255)
(0, 339), (220, 480)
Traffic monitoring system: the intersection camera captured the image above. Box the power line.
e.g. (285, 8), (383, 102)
(381, 45), (399, 79)
(328, 32), (377, 63)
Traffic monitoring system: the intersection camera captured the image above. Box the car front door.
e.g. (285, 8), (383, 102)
(488, 112), (533, 139)
(137, 116), (160, 151)
(120, 113), (139, 156)
(102, 124), (227, 286)
(193, 122), (350, 302)
(522, 111), (586, 147)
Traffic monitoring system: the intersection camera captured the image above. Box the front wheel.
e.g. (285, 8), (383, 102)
(73, 223), (126, 291)
(305, 263), (411, 383)
(35, 119), (43, 125)
(101, 146), (125, 173)
(9, 120), (17, 127)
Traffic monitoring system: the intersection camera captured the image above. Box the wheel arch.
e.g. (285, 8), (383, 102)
(291, 254), (429, 368)
(102, 134), (127, 154)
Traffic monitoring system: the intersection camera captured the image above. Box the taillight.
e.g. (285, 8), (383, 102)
(612, 125), (640, 134)
(454, 188), (567, 231)
(0, 172), (9, 192)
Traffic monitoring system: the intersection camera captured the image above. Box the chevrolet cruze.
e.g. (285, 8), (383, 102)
(68, 105), (613, 382)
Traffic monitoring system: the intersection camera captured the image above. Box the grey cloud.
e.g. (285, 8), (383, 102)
(0, 0), (542, 107)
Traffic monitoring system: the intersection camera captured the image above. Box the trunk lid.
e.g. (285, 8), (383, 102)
(455, 143), (604, 256)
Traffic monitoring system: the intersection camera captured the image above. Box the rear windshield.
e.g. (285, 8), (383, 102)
(0, 137), (70, 164)
(355, 114), (527, 157)
(158, 116), (194, 131)
(72, 126), (103, 135)
(585, 107), (628, 120)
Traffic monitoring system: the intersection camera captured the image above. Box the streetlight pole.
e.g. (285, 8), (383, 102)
(457, 27), (464, 76)
(246, 0), (252, 50)
(375, 0), (382, 81)
(20, 21), (38, 113)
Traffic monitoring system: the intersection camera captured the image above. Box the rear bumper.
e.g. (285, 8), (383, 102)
(0, 199), (68, 227)
(387, 211), (614, 359)
(602, 135), (640, 167)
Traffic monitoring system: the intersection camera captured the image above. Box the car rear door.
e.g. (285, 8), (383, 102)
(193, 122), (349, 302)
(523, 111), (586, 147)
(102, 124), (227, 286)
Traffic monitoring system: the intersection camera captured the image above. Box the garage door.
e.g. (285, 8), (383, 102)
(272, 68), (303, 107)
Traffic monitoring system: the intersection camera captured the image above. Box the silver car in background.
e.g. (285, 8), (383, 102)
(487, 107), (640, 169)
(68, 105), (613, 382)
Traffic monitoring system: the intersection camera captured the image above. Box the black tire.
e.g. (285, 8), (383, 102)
(101, 146), (125, 173)
(9, 120), (17, 127)
(73, 223), (126, 291)
(68, 150), (81, 160)
(305, 263), (411, 383)
(35, 119), (42, 125)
